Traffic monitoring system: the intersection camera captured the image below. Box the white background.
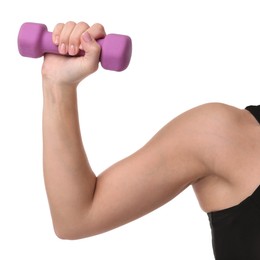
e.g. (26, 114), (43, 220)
(1, 0), (260, 259)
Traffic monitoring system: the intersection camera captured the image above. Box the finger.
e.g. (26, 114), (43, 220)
(52, 23), (64, 45)
(86, 23), (106, 40)
(58, 21), (76, 54)
(68, 22), (90, 55)
(80, 31), (101, 74)
(78, 23), (106, 72)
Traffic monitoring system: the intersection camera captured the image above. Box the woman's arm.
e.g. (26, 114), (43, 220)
(42, 22), (209, 240)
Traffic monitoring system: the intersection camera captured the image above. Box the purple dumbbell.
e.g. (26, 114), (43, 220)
(18, 22), (132, 72)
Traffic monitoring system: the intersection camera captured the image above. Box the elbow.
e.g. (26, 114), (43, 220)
(53, 222), (93, 240)
(54, 229), (78, 240)
(50, 209), (100, 240)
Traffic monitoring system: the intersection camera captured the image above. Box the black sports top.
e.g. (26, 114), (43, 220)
(207, 105), (260, 260)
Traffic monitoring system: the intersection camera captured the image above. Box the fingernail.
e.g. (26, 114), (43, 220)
(69, 44), (76, 55)
(82, 32), (92, 42)
(60, 43), (66, 54)
(54, 36), (59, 45)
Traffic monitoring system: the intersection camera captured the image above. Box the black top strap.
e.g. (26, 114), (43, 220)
(245, 105), (260, 124)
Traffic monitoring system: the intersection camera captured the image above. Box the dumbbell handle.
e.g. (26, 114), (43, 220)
(18, 22), (132, 71)
(38, 29), (104, 56)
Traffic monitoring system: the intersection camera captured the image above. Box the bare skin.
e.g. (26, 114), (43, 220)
(42, 21), (260, 240)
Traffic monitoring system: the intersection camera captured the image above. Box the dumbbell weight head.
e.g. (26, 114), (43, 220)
(98, 34), (132, 72)
(18, 22), (132, 71)
(18, 23), (47, 58)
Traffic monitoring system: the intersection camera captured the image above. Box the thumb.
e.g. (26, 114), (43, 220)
(80, 32), (101, 72)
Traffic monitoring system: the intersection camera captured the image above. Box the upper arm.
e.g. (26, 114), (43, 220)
(81, 104), (213, 238)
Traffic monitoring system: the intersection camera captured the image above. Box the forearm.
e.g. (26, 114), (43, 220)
(42, 82), (96, 238)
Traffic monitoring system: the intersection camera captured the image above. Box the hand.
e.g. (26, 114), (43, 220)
(42, 21), (106, 88)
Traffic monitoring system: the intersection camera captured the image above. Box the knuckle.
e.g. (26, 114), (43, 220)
(77, 21), (90, 29)
(65, 21), (76, 27)
(53, 23), (64, 37)
(54, 23), (64, 31)
(93, 23), (105, 34)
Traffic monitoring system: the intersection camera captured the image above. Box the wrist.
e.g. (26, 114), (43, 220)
(42, 80), (78, 106)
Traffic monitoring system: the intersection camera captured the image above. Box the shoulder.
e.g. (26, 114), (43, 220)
(171, 102), (250, 180)
(183, 102), (246, 158)
(170, 102), (244, 152)
(178, 102), (244, 126)
(189, 103), (260, 212)
(177, 102), (247, 149)
(152, 102), (244, 181)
